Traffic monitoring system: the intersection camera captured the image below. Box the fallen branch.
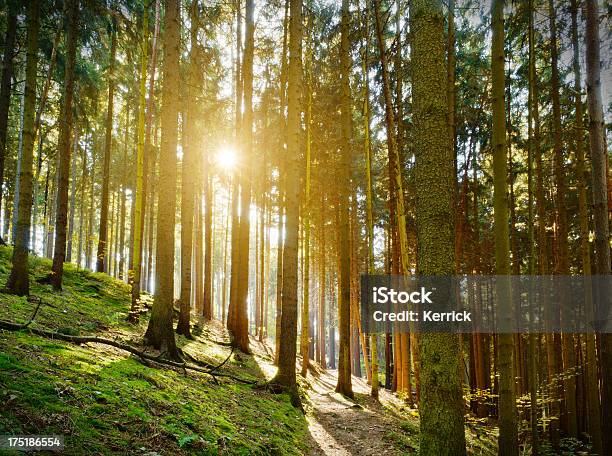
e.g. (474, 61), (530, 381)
(0, 319), (257, 385)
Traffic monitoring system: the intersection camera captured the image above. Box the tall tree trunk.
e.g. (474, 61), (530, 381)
(0, 0), (18, 226)
(96, 20), (117, 273)
(203, 170), (213, 319)
(143, 0), (181, 360)
(334, 0), (354, 399)
(232, 0), (254, 353)
(177, 1), (201, 336)
(50, 0), (79, 290)
(527, 2), (540, 452)
(76, 132), (88, 268)
(228, 0), (243, 336)
(318, 202), (326, 369)
(491, 2), (518, 454)
(547, 0), (577, 440)
(571, 1), (603, 452)
(67, 128), (79, 263)
(410, 0), (466, 453)
(585, 2), (612, 454)
(274, 0), (290, 365)
(118, 117), (128, 280)
(300, 40), (313, 377)
(374, 0), (412, 399)
(270, 0), (302, 405)
(6, 0), (39, 295)
(363, 0), (377, 398)
(129, 0), (150, 321)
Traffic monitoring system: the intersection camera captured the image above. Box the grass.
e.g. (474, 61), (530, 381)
(0, 246), (310, 455)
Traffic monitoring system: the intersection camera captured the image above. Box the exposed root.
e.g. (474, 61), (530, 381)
(0, 318), (256, 385)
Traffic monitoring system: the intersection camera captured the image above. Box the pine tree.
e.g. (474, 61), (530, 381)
(585, 1), (612, 453)
(6, 0), (40, 295)
(96, 18), (117, 273)
(50, 0), (79, 290)
(270, 0), (302, 405)
(491, 1), (518, 453)
(410, 0), (466, 453)
(143, 0), (181, 360)
(335, 0), (353, 399)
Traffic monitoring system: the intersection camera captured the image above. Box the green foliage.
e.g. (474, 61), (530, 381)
(0, 247), (309, 455)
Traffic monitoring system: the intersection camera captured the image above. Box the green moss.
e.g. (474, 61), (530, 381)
(0, 247), (309, 455)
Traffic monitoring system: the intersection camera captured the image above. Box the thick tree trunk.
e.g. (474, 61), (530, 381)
(143, 0), (181, 360)
(410, 0), (466, 453)
(270, 0), (302, 403)
(6, 0), (39, 296)
(0, 0), (18, 223)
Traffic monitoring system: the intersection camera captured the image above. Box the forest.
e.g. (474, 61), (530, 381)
(0, 0), (611, 454)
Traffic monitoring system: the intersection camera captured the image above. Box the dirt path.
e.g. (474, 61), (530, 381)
(304, 367), (416, 455)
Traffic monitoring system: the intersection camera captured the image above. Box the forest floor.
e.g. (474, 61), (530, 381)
(0, 246), (497, 455)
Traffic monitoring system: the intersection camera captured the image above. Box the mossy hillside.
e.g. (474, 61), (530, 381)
(0, 247), (309, 455)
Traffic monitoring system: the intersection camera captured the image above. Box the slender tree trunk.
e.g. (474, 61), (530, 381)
(527, 3), (540, 451)
(491, 2), (518, 454)
(300, 42), (313, 377)
(50, 0), (79, 290)
(585, 2), (612, 454)
(318, 204), (326, 368)
(96, 20), (117, 273)
(177, 2), (201, 336)
(334, 0), (353, 399)
(203, 170), (213, 319)
(67, 128), (79, 263)
(129, 0), (150, 321)
(6, 0), (40, 295)
(231, 0), (254, 353)
(228, 0), (243, 336)
(143, 0), (181, 360)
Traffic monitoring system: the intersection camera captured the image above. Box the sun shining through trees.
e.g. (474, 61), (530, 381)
(0, 0), (611, 454)
(216, 145), (238, 171)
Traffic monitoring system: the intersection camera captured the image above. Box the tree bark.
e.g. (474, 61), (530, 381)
(410, 0), (466, 453)
(585, 2), (612, 454)
(491, 1), (518, 453)
(270, 0), (302, 404)
(143, 0), (181, 360)
(6, 0), (39, 296)
(50, 0), (79, 290)
(0, 0), (18, 224)
(96, 20), (117, 273)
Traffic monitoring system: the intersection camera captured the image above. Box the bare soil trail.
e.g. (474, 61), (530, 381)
(303, 367), (416, 455)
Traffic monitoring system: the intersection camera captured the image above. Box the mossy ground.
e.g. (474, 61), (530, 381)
(0, 246), (309, 455)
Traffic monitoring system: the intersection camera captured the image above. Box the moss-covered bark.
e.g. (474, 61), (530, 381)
(143, 0), (180, 360)
(6, 0), (39, 296)
(491, 1), (518, 454)
(410, 0), (466, 453)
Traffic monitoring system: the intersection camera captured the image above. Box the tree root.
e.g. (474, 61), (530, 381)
(0, 318), (257, 385)
(256, 380), (303, 410)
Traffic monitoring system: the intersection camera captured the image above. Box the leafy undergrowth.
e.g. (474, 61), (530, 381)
(0, 247), (309, 455)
